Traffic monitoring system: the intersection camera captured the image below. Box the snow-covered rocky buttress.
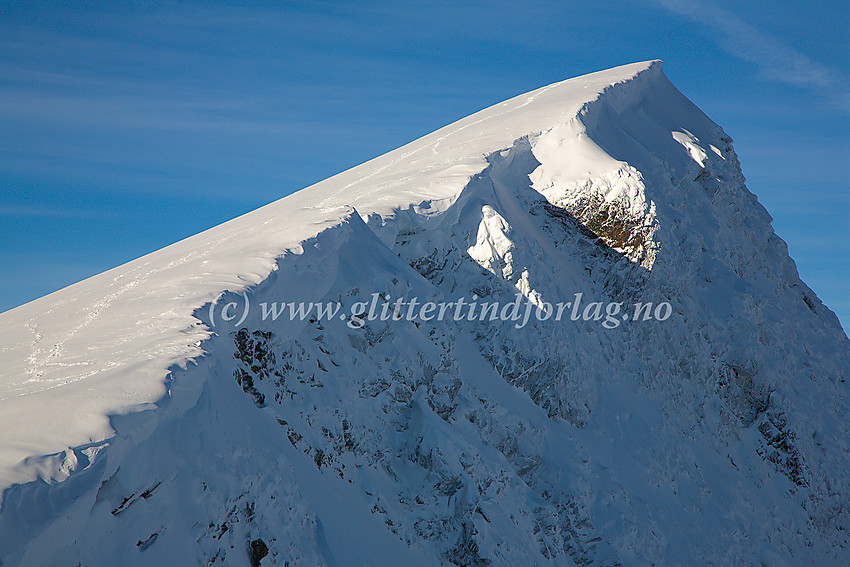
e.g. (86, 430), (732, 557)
(0, 61), (848, 566)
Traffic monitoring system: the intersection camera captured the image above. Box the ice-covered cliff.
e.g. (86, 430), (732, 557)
(0, 61), (848, 566)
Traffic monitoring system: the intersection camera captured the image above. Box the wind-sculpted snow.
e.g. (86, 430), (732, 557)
(1, 61), (849, 566)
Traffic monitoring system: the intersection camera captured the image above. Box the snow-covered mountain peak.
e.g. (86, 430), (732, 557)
(0, 59), (662, 489)
(1, 60), (848, 566)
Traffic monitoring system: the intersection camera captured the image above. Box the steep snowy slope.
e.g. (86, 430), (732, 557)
(0, 61), (658, 491)
(1, 61), (848, 566)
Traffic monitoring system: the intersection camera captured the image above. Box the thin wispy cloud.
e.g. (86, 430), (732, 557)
(656, 0), (850, 111)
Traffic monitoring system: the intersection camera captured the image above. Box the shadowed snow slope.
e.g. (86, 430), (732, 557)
(1, 61), (848, 566)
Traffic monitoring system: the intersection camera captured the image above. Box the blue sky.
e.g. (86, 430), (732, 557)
(1, 1), (847, 329)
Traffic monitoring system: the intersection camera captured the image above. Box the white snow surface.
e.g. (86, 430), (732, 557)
(0, 60), (657, 491)
(1, 60), (849, 566)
